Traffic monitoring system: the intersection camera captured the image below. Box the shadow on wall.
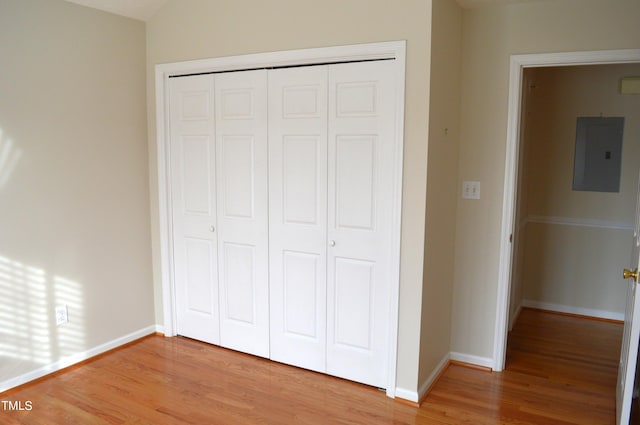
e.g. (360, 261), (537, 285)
(0, 255), (86, 388)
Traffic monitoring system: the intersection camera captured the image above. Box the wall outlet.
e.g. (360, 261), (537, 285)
(462, 181), (481, 199)
(55, 304), (68, 326)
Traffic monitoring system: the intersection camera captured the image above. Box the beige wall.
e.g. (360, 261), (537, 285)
(419, 0), (462, 388)
(452, 0), (640, 359)
(513, 64), (640, 316)
(0, 0), (153, 384)
(146, 0), (432, 393)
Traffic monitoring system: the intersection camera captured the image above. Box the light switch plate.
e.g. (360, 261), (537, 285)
(462, 181), (480, 199)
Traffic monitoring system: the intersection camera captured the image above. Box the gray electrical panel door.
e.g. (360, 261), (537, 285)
(573, 116), (625, 193)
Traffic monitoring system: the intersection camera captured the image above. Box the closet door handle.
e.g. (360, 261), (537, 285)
(329, 240), (336, 247)
(209, 225), (215, 232)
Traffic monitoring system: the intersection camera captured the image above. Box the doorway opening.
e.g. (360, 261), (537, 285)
(494, 49), (640, 424)
(494, 50), (640, 372)
(508, 63), (640, 329)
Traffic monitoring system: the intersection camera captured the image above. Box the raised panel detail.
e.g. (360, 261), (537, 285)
(333, 258), (374, 350)
(185, 237), (215, 315)
(283, 85), (321, 118)
(284, 251), (319, 339)
(181, 90), (210, 120)
(223, 243), (255, 324)
(182, 136), (211, 214)
(336, 82), (376, 117)
(220, 89), (254, 120)
(283, 136), (319, 225)
(222, 136), (254, 218)
(335, 136), (376, 230)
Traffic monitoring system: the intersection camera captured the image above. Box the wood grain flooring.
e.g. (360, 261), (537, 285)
(0, 308), (623, 424)
(422, 308), (623, 425)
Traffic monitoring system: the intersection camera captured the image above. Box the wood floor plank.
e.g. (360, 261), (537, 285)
(0, 308), (623, 424)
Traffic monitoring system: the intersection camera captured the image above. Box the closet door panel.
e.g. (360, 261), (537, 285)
(269, 66), (328, 372)
(335, 135), (377, 231)
(283, 135), (320, 224)
(283, 250), (321, 337)
(220, 135), (255, 218)
(184, 238), (217, 315)
(169, 75), (220, 345)
(222, 242), (256, 323)
(334, 257), (375, 350)
(215, 70), (269, 358)
(327, 61), (396, 388)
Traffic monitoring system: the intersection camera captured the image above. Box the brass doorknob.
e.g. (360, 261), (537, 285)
(623, 268), (639, 282)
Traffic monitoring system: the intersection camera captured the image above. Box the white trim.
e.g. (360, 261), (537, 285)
(526, 215), (634, 231)
(511, 49), (640, 68)
(521, 299), (624, 322)
(155, 41), (405, 77)
(156, 65), (176, 338)
(386, 41), (406, 399)
(450, 352), (494, 369)
(494, 49), (640, 372)
(493, 52), (523, 373)
(397, 351), (487, 404)
(394, 387), (419, 403)
(417, 353), (450, 401)
(155, 41), (406, 399)
(0, 326), (156, 393)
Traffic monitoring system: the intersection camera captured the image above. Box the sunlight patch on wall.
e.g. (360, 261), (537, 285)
(0, 128), (23, 190)
(0, 255), (86, 381)
(0, 256), (50, 368)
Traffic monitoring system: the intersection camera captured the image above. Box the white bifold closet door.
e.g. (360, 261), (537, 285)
(214, 70), (269, 358)
(170, 74), (220, 346)
(170, 70), (270, 358)
(326, 60), (395, 388)
(268, 66), (329, 373)
(269, 60), (395, 388)
(170, 60), (395, 388)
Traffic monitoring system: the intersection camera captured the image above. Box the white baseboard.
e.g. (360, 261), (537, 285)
(395, 387), (419, 403)
(396, 351), (488, 403)
(155, 324), (166, 335)
(417, 353), (450, 401)
(522, 299), (624, 322)
(449, 352), (494, 369)
(0, 325), (157, 393)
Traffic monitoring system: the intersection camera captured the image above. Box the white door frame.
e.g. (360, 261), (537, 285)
(494, 48), (640, 371)
(154, 41), (406, 397)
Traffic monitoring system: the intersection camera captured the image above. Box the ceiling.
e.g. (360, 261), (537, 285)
(65, 0), (543, 22)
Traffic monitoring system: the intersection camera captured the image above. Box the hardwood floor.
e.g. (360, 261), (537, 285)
(422, 308), (623, 425)
(0, 308), (623, 424)
(506, 308), (622, 391)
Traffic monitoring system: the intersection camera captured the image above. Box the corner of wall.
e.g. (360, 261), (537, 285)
(418, 0), (463, 389)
